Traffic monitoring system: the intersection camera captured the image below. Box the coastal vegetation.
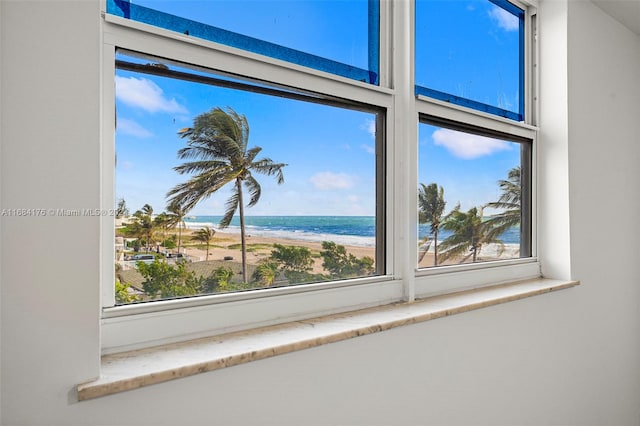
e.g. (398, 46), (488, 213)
(252, 260), (280, 287)
(115, 239), (377, 302)
(269, 243), (316, 284)
(418, 183), (446, 265)
(137, 260), (202, 299)
(116, 198), (129, 219)
(204, 266), (235, 292)
(320, 241), (374, 278)
(194, 226), (215, 261)
(483, 166), (522, 236)
(438, 205), (503, 263)
(115, 165), (522, 303)
(167, 202), (188, 255)
(418, 166), (522, 265)
(115, 278), (141, 304)
(123, 204), (155, 253)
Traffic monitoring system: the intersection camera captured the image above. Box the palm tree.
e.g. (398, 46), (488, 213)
(166, 203), (188, 255)
(167, 107), (286, 282)
(131, 204), (155, 252)
(115, 198), (129, 219)
(194, 226), (215, 261)
(153, 212), (170, 248)
(484, 166), (521, 239)
(418, 182), (446, 265)
(141, 203), (153, 217)
(438, 205), (504, 263)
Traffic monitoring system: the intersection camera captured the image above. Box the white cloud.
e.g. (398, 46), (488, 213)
(357, 119), (377, 154)
(361, 144), (375, 155)
(362, 118), (376, 139)
(117, 118), (153, 138)
(496, 92), (513, 111)
(432, 128), (511, 159)
(488, 6), (519, 31)
(119, 160), (134, 170)
(115, 76), (188, 114)
(309, 172), (355, 190)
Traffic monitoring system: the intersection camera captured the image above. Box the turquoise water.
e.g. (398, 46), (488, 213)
(183, 216), (520, 247)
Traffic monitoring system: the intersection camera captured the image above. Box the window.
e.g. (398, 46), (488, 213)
(417, 116), (532, 269)
(101, 0), (538, 353)
(415, 0), (525, 121)
(106, 0), (380, 84)
(114, 51), (384, 305)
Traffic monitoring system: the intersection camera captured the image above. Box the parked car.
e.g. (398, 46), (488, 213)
(127, 254), (156, 265)
(131, 254), (155, 261)
(165, 252), (191, 262)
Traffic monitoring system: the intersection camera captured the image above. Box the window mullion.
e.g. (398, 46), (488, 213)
(391, 0), (417, 302)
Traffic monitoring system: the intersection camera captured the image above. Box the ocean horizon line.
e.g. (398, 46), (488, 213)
(185, 214), (375, 218)
(180, 215), (521, 247)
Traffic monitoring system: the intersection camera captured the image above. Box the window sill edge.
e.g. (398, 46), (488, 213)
(77, 277), (578, 401)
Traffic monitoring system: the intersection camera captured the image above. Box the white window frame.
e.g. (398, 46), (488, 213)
(100, 0), (539, 354)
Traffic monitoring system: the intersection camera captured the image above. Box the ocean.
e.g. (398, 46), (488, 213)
(184, 216), (521, 248)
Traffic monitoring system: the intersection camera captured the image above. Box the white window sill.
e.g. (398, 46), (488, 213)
(77, 278), (578, 401)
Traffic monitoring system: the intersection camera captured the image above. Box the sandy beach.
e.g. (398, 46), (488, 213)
(173, 228), (466, 272)
(174, 228), (381, 274)
(138, 228), (514, 272)
(119, 225), (520, 284)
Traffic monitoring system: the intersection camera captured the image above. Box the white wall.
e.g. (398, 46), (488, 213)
(0, 2), (101, 424)
(1, 1), (639, 425)
(0, 1), (3, 422)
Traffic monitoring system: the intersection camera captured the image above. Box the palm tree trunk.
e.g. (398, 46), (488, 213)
(177, 222), (182, 254)
(434, 228), (439, 266)
(205, 241), (209, 261)
(237, 178), (248, 282)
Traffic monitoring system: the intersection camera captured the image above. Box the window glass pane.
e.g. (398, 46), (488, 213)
(114, 53), (382, 304)
(417, 121), (529, 268)
(415, 0), (524, 120)
(108, 0), (379, 84)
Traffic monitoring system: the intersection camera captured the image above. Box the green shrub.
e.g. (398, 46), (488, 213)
(320, 241), (375, 278)
(203, 266), (235, 292)
(115, 279), (141, 304)
(137, 260), (202, 299)
(251, 260), (280, 287)
(270, 244), (313, 273)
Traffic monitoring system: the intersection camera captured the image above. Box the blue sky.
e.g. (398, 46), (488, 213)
(133, 0), (370, 70)
(418, 123), (521, 213)
(416, 0), (521, 112)
(116, 0), (522, 217)
(116, 62), (377, 216)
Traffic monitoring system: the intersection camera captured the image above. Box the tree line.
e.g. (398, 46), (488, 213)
(116, 240), (375, 303)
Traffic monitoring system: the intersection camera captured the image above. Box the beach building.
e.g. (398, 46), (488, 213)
(1, 1), (639, 425)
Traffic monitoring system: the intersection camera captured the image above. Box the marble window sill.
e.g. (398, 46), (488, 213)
(77, 278), (578, 401)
